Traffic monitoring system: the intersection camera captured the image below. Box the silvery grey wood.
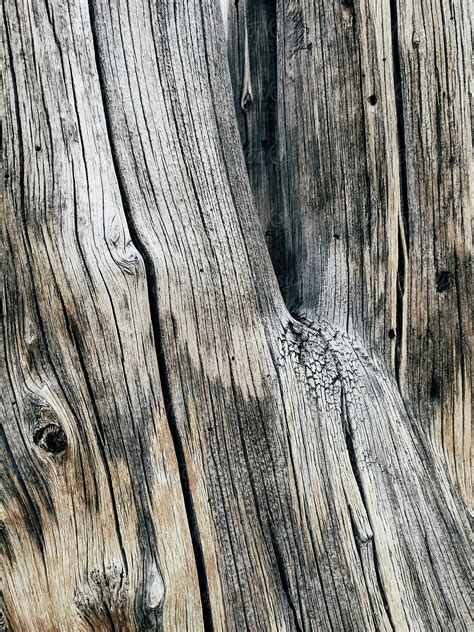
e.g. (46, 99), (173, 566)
(227, 0), (471, 502)
(1, 0), (471, 630)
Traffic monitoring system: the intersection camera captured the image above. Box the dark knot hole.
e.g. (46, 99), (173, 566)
(436, 270), (452, 293)
(33, 424), (68, 454)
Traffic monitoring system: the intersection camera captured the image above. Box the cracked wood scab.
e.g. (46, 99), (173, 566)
(1, 1), (472, 632)
(227, 0), (471, 502)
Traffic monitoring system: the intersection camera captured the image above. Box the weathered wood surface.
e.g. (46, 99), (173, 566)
(2, 2), (200, 628)
(227, 0), (471, 502)
(1, 0), (472, 630)
(393, 0), (472, 501)
(228, 0), (286, 285)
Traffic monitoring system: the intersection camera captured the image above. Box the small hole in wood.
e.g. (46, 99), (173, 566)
(35, 145), (42, 152)
(368, 95), (377, 106)
(388, 329), (396, 339)
(33, 424), (68, 454)
(334, 234), (340, 240)
(429, 378), (440, 400)
(436, 270), (451, 293)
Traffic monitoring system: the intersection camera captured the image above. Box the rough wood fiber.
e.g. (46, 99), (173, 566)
(227, 0), (286, 286)
(278, 0), (401, 360)
(2, 1), (201, 629)
(1, 1), (472, 631)
(227, 0), (471, 502)
(84, 0), (471, 628)
(392, 0), (471, 503)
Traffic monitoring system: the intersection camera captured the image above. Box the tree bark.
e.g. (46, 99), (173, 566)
(1, 1), (471, 631)
(227, 0), (471, 503)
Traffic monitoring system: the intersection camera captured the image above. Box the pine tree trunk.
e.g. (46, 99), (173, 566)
(1, 1), (471, 630)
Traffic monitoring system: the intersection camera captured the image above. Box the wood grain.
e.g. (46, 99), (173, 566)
(1, 0), (472, 630)
(2, 1), (200, 628)
(227, 0), (471, 502)
(392, 0), (471, 502)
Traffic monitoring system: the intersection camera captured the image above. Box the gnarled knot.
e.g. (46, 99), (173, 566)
(115, 240), (141, 275)
(74, 564), (165, 627)
(74, 566), (130, 624)
(33, 423), (67, 454)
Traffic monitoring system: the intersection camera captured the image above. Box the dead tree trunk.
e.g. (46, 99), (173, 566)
(1, 1), (471, 630)
(228, 0), (471, 503)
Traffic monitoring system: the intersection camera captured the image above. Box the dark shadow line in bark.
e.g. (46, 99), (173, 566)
(85, 2), (213, 630)
(340, 389), (396, 631)
(227, 0), (289, 305)
(267, 526), (303, 632)
(389, 0), (410, 391)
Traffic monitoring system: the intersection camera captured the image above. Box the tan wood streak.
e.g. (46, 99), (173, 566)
(2, 0), (200, 629)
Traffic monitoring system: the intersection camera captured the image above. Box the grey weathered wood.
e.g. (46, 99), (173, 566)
(270, 0), (401, 361)
(392, 0), (471, 502)
(227, 0), (471, 502)
(1, 0), (472, 630)
(227, 0), (286, 286)
(2, 1), (201, 628)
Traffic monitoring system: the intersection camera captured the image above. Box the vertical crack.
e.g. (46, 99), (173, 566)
(341, 390), (395, 630)
(389, 0), (410, 390)
(228, 0), (288, 302)
(86, 3), (213, 629)
(267, 526), (303, 632)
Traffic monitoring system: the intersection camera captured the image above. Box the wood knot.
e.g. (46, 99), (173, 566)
(33, 423), (67, 454)
(241, 90), (253, 112)
(26, 397), (68, 456)
(74, 564), (164, 628)
(74, 567), (130, 624)
(116, 241), (141, 275)
(367, 94), (377, 107)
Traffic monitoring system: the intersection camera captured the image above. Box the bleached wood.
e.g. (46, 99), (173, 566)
(2, 1), (200, 629)
(1, 0), (471, 630)
(228, 0), (471, 502)
(393, 0), (471, 502)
